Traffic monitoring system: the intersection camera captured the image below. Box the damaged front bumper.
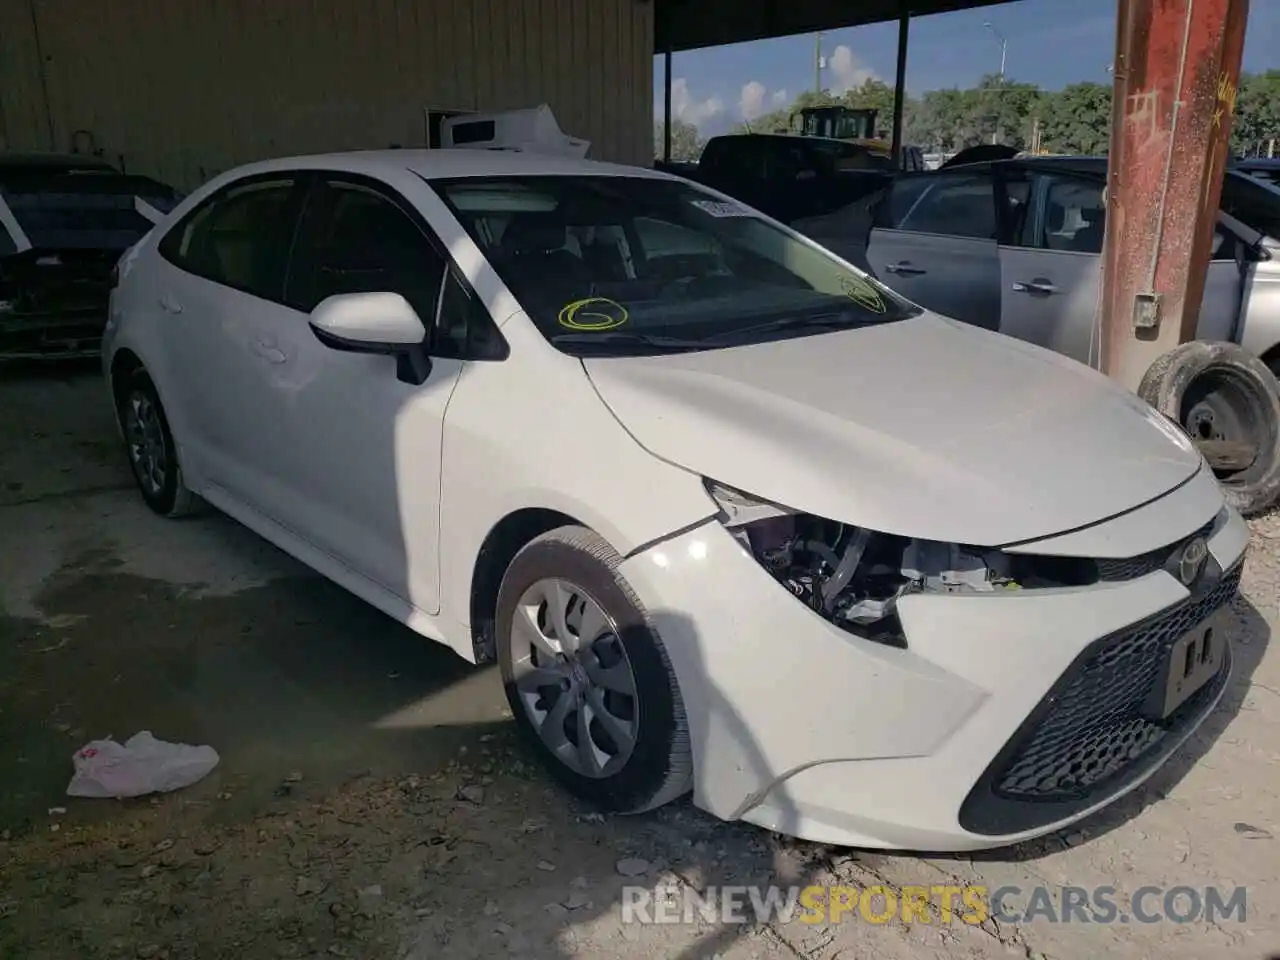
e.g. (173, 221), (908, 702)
(616, 467), (1249, 851)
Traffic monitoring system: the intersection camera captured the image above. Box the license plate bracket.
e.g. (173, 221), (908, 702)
(1142, 614), (1225, 720)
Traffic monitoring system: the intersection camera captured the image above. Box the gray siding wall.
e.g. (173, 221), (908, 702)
(1, 0), (654, 189)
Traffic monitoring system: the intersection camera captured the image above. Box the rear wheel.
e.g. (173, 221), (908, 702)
(496, 525), (692, 813)
(117, 370), (199, 518)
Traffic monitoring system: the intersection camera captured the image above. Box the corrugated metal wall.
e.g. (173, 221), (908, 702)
(0, 0), (653, 189)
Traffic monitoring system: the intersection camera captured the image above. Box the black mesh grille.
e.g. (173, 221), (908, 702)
(992, 565), (1240, 803)
(1095, 519), (1215, 582)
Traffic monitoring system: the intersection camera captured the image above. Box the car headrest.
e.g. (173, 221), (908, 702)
(503, 214), (568, 255)
(1046, 203), (1066, 232)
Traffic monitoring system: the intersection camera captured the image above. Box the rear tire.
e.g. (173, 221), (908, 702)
(496, 525), (693, 814)
(117, 369), (200, 518)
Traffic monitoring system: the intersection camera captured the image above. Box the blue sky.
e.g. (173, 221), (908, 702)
(654, 0), (1280, 136)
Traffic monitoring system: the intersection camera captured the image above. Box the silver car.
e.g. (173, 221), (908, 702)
(799, 157), (1280, 377)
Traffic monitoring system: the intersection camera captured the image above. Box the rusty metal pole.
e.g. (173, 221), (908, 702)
(1098, 0), (1249, 390)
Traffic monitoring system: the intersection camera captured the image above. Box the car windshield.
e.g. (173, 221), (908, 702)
(0, 172), (182, 252)
(430, 175), (920, 355)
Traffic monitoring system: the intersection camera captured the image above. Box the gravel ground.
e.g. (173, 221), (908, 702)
(1, 369), (1277, 960)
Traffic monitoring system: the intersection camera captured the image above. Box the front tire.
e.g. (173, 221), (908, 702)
(117, 369), (199, 518)
(496, 525), (693, 814)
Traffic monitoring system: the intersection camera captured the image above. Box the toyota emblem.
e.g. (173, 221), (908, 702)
(1177, 537), (1209, 587)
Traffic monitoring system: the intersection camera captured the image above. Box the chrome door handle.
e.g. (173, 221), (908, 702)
(158, 295), (183, 314)
(1011, 279), (1058, 295)
(252, 340), (286, 364)
(884, 261), (927, 276)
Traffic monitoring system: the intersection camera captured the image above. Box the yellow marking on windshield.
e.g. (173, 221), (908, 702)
(840, 275), (887, 313)
(558, 297), (630, 331)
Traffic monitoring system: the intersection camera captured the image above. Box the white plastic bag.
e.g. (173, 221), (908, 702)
(67, 731), (220, 799)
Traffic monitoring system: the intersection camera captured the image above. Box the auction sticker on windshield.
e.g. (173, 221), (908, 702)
(690, 199), (754, 218)
(558, 297), (629, 331)
(840, 275), (887, 314)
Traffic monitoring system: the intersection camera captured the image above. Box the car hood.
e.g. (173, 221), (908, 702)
(581, 313), (1203, 546)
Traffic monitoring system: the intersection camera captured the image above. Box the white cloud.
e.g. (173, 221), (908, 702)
(739, 80), (768, 121)
(663, 77), (724, 127)
(827, 44), (877, 94)
(740, 81), (792, 121)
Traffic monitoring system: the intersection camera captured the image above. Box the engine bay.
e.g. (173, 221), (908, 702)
(729, 513), (1090, 646)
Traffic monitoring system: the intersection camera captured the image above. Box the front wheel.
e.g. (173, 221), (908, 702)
(495, 525), (693, 814)
(117, 370), (200, 518)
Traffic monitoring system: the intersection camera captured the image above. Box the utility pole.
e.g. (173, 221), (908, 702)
(815, 33), (823, 94)
(983, 22), (1008, 145)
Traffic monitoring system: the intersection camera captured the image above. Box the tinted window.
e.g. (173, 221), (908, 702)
(0, 224), (15, 256)
(287, 180), (445, 322)
(0, 173), (179, 251)
(1033, 173), (1236, 260)
(1040, 177), (1107, 253)
(1221, 172), (1280, 240)
(431, 175), (920, 356)
(890, 174), (996, 239)
(159, 177), (298, 300)
(436, 269), (506, 359)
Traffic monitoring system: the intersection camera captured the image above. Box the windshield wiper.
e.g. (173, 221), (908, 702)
(549, 331), (710, 352)
(701, 311), (878, 345)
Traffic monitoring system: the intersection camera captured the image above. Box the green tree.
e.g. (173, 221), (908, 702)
(653, 119), (706, 161)
(843, 78), (902, 137)
(1232, 71), (1280, 157)
(1039, 81), (1113, 154)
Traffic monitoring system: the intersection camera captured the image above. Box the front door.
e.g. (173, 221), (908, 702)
(999, 172), (1247, 366)
(865, 170), (1002, 329)
(253, 174), (467, 614)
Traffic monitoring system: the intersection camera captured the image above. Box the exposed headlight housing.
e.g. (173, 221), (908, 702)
(706, 480), (1095, 647)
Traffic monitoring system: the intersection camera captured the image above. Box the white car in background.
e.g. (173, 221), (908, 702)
(103, 149), (1249, 851)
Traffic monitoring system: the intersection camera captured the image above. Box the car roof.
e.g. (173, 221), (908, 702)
(0, 152), (117, 171)
(218, 149), (676, 184)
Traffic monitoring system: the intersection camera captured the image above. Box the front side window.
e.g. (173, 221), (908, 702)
(430, 175), (919, 356)
(883, 173), (997, 240)
(158, 177), (298, 300)
(287, 180), (445, 320)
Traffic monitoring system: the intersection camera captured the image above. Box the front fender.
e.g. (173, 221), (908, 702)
(436, 344), (716, 637)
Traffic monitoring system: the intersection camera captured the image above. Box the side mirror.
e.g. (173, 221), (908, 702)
(309, 292), (432, 385)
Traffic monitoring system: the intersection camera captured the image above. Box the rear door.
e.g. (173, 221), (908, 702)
(148, 174), (308, 494)
(999, 171), (1245, 366)
(864, 169), (1002, 328)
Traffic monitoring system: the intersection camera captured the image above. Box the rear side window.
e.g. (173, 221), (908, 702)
(882, 173), (996, 240)
(1040, 177), (1107, 253)
(158, 177), (299, 301)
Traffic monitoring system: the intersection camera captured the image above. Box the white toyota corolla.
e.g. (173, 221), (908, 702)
(103, 149), (1249, 851)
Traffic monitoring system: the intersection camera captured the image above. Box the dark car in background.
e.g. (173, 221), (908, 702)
(1237, 157), (1280, 188)
(659, 133), (897, 224)
(0, 158), (182, 360)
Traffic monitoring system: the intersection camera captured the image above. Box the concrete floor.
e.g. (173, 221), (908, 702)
(1, 364), (1278, 960)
